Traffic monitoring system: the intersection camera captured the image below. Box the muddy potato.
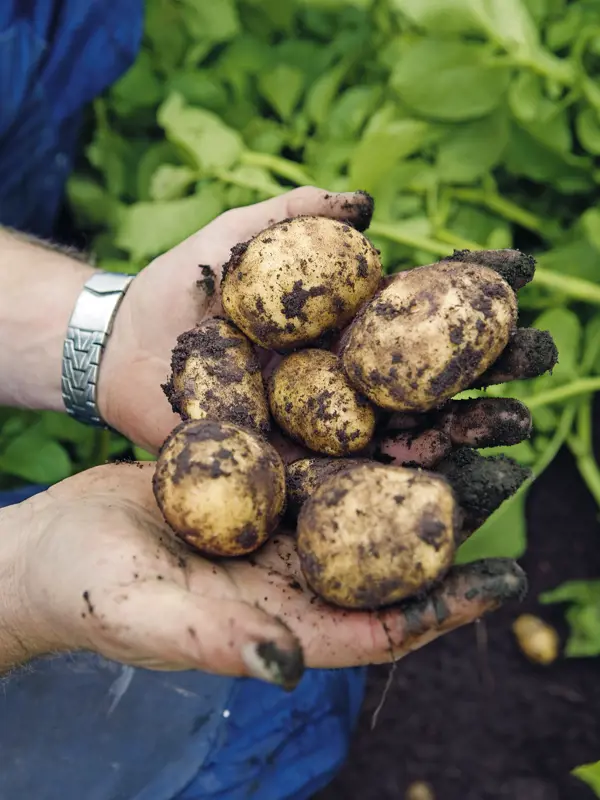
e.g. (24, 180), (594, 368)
(285, 456), (372, 518)
(153, 419), (285, 557)
(342, 261), (518, 412)
(297, 463), (457, 609)
(221, 215), (382, 350)
(162, 318), (270, 436)
(268, 349), (376, 457)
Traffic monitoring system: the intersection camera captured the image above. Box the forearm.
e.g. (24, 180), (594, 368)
(0, 228), (95, 411)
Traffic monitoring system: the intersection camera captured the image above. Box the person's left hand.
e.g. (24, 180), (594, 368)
(98, 187), (376, 454)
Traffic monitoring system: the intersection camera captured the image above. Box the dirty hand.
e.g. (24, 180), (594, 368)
(96, 186), (555, 464)
(0, 462), (525, 683)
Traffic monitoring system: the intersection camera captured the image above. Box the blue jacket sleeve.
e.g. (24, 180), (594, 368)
(0, 0), (143, 236)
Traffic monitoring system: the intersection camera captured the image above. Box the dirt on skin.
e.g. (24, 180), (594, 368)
(315, 439), (600, 800)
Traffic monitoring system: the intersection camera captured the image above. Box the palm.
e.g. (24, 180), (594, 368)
(27, 463), (524, 678)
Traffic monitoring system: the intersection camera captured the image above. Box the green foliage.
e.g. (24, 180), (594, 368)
(3, 0), (600, 576)
(573, 760), (600, 796)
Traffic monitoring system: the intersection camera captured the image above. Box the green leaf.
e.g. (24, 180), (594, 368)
(540, 581), (600, 657)
(530, 307), (581, 384)
(349, 119), (431, 193)
(394, 0), (539, 54)
(149, 164), (198, 201)
(582, 208), (600, 253)
(40, 412), (94, 445)
(110, 50), (163, 113)
(258, 64), (306, 121)
(437, 110), (509, 183)
(66, 175), (115, 228)
(167, 71), (229, 112)
(325, 85), (383, 140)
(455, 490), (527, 563)
(573, 761), (600, 796)
(158, 94), (243, 174)
(134, 446), (156, 461)
(305, 60), (349, 126)
(0, 423), (72, 484)
(115, 185), (225, 261)
(577, 108), (600, 156)
(390, 39), (511, 121)
(179, 0), (240, 44)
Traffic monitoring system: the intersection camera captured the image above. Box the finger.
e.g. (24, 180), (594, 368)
(436, 447), (530, 539)
(435, 397), (532, 448)
(474, 328), (558, 387)
(92, 580), (304, 689)
(371, 558), (527, 661)
(439, 248), (536, 291)
(373, 429), (452, 469)
(222, 186), (375, 240)
(241, 539), (526, 667)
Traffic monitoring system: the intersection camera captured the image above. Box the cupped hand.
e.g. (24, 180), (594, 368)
(9, 462), (525, 686)
(97, 186), (554, 463)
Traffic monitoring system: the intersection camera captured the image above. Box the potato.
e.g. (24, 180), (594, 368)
(285, 456), (371, 518)
(162, 318), (270, 436)
(153, 419), (285, 557)
(221, 215), (382, 350)
(297, 463), (457, 609)
(341, 261), (518, 412)
(268, 349), (376, 456)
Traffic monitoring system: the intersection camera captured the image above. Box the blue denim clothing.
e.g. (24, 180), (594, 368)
(0, 3), (367, 797)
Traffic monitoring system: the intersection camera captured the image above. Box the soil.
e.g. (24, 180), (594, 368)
(316, 443), (600, 800)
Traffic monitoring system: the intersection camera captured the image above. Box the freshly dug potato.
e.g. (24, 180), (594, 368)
(341, 261), (518, 412)
(285, 456), (371, 518)
(221, 215), (382, 350)
(153, 419), (285, 557)
(162, 318), (270, 436)
(268, 349), (376, 456)
(297, 463), (457, 609)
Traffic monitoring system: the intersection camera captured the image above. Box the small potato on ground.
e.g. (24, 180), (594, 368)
(221, 215), (382, 350)
(297, 463), (458, 609)
(268, 349), (376, 457)
(162, 318), (270, 436)
(341, 261), (518, 412)
(153, 419), (285, 557)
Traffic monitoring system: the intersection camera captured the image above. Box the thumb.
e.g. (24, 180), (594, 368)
(95, 580), (305, 690)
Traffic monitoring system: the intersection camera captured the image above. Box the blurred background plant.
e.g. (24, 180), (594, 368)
(2, 0), (600, 779)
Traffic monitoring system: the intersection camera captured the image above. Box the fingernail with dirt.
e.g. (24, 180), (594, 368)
(242, 639), (305, 690)
(461, 558), (528, 607)
(338, 189), (374, 232)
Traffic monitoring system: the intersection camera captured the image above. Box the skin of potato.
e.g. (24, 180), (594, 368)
(297, 464), (457, 609)
(285, 456), (372, 517)
(221, 216), (382, 350)
(341, 262), (518, 412)
(268, 350), (377, 457)
(163, 318), (270, 436)
(153, 419), (285, 557)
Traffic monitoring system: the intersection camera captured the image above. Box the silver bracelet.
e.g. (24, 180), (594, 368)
(62, 272), (134, 427)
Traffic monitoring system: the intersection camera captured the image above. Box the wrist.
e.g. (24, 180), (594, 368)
(0, 502), (58, 671)
(0, 229), (95, 412)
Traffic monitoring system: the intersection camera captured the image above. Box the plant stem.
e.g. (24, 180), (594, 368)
(531, 269), (600, 306)
(533, 402), (578, 478)
(451, 188), (546, 235)
(567, 399), (600, 510)
(527, 378), (600, 411)
(241, 151), (314, 186)
(368, 221), (452, 256)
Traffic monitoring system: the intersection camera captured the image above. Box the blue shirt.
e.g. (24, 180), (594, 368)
(0, 3), (366, 797)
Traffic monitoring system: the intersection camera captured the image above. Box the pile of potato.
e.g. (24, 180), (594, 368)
(153, 215), (548, 610)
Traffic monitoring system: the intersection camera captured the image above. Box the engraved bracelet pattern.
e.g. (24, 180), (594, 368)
(61, 273), (134, 427)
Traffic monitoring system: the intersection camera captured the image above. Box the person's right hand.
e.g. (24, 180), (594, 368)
(0, 461), (525, 686)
